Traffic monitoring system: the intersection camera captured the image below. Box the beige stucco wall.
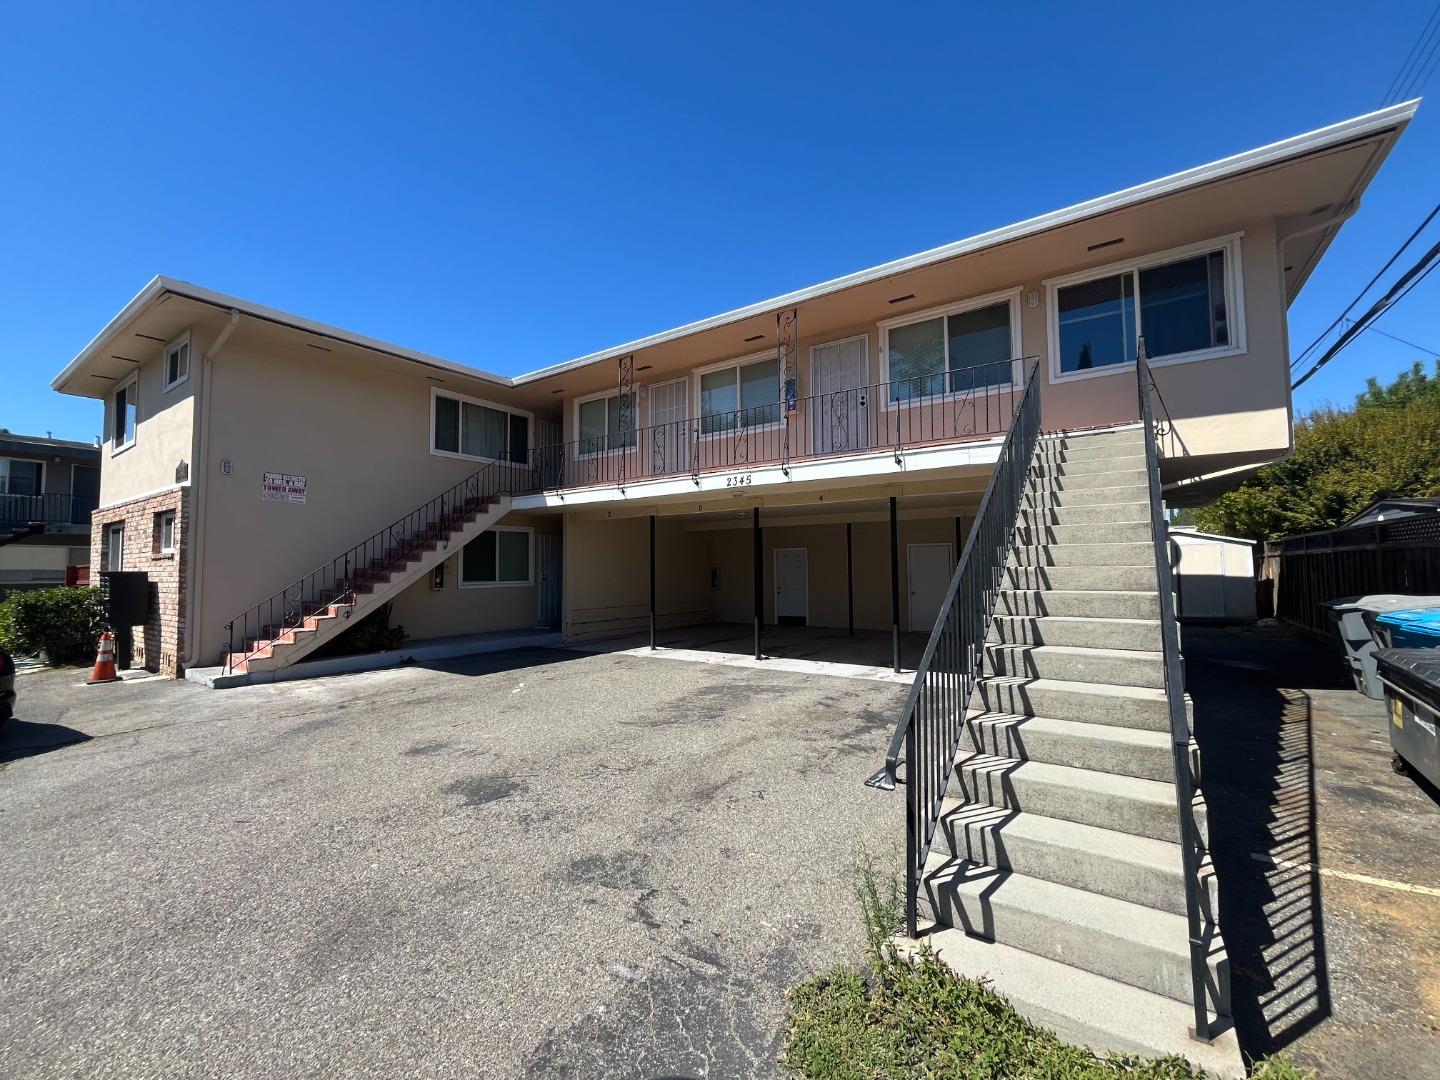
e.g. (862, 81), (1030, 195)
(551, 217), (1292, 481)
(386, 511), (560, 639)
(98, 335), (200, 506)
(563, 514), (714, 640)
(709, 516), (962, 631)
(192, 333), (554, 665)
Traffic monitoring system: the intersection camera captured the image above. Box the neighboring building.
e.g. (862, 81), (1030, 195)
(1170, 528), (1258, 621)
(47, 100), (1416, 1069)
(1343, 496), (1440, 527)
(0, 429), (100, 599)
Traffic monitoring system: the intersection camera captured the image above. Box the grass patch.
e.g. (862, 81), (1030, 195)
(781, 850), (1308, 1080)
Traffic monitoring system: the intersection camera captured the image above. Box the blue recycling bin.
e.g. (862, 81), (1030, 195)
(1374, 607), (1440, 650)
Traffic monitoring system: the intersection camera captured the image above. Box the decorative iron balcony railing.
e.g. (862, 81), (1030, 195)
(527, 358), (1035, 492)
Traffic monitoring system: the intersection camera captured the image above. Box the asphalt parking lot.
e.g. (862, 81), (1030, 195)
(0, 649), (906, 1080)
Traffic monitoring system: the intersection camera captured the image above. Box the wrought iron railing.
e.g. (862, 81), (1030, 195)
(0, 492), (97, 530)
(1137, 347), (1213, 1042)
(528, 358), (1032, 491)
(221, 458), (534, 673)
(864, 359), (1043, 938)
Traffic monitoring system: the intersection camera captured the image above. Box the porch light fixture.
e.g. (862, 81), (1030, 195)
(1086, 237), (1124, 252)
(888, 294), (915, 304)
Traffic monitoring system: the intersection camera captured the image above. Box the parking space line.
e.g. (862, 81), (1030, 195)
(1249, 852), (1440, 897)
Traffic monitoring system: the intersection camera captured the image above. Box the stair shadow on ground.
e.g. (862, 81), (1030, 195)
(1186, 631), (1334, 1062)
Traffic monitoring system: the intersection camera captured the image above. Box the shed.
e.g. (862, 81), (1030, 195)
(1170, 528), (1257, 622)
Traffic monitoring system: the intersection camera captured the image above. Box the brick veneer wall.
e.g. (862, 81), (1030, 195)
(90, 488), (189, 676)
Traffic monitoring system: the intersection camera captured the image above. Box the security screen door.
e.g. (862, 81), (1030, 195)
(810, 337), (869, 455)
(648, 378), (689, 475)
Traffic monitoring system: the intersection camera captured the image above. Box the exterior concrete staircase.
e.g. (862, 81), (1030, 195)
(906, 427), (1244, 1077)
(221, 491), (511, 676)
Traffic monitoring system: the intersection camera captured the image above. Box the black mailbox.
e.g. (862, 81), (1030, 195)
(99, 570), (151, 627)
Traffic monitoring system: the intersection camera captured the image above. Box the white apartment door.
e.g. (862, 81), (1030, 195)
(648, 378), (689, 476)
(810, 337), (869, 455)
(907, 543), (952, 632)
(774, 547), (808, 625)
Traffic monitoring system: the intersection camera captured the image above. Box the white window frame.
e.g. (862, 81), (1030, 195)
(429, 387), (534, 464)
(104, 522), (125, 571)
(0, 456), (45, 496)
(877, 287), (1023, 411)
(459, 525), (535, 589)
(692, 350), (784, 435)
(162, 330), (191, 393)
(112, 373), (139, 455)
(1044, 232), (1247, 385)
(156, 510), (177, 554)
(572, 388), (639, 459)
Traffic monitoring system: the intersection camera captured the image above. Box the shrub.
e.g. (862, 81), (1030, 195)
(0, 586), (106, 665)
(310, 601), (408, 659)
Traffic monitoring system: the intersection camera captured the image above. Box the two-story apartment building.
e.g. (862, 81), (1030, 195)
(49, 101), (1416, 1072)
(51, 101), (1412, 679)
(0, 429), (99, 598)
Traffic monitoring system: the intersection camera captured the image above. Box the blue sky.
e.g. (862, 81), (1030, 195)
(2, 1), (1436, 443)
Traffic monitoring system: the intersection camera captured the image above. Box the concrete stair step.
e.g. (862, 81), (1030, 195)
(932, 801), (1216, 918)
(996, 589), (1159, 621)
(1008, 540), (1155, 567)
(919, 857), (1229, 1013)
(952, 751), (1206, 844)
(1021, 502), (1151, 527)
(1032, 452), (1146, 478)
(962, 711), (1174, 781)
(1029, 466), (1149, 492)
(1041, 428), (1144, 453)
(1004, 563), (1157, 592)
(988, 614), (1162, 651)
(977, 675), (1175, 731)
(1023, 483), (1150, 508)
(985, 643), (1166, 690)
(900, 927), (1242, 1076)
(1014, 520), (1152, 546)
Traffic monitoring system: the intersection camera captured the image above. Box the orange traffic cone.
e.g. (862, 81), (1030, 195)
(86, 630), (120, 685)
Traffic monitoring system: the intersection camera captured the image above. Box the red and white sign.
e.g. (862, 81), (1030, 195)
(262, 472), (308, 504)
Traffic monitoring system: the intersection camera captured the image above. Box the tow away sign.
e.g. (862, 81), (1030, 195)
(262, 472), (308, 504)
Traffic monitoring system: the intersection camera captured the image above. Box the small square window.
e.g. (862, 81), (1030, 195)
(164, 337), (190, 390)
(155, 510), (176, 554)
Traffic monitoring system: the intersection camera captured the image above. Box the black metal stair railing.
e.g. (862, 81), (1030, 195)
(221, 458), (534, 673)
(1136, 346), (1213, 1043)
(864, 359), (1043, 938)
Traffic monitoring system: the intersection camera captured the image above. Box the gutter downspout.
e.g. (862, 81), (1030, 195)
(183, 308), (240, 669)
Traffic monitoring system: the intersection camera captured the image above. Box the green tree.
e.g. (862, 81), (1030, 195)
(1192, 359), (1440, 542)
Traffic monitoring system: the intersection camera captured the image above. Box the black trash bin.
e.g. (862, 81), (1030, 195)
(1374, 648), (1440, 788)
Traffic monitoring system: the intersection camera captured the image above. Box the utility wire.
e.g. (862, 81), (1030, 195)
(1346, 318), (1440, 358)
(1292, 236), (1440, 389)
(1382, 0), (1440, 104)
(1290, 201), (1440, 371)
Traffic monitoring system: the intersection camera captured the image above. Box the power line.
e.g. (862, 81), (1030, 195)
(1382, 0), (1440, 104)
(1289, 202), (1440, 371)
(1347, 319), (1440, 358)
(1292, 236), (1440, 389)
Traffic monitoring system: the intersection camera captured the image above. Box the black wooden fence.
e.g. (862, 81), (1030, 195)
(1261, 514), (1440, 635)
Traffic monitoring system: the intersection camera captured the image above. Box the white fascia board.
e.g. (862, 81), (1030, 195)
(508, 434), (1009, 511)
(51, 276), (517, 393)
(52, 101), (1419, 395)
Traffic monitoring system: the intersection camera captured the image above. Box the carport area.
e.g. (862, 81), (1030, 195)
(0, 648), (906, 1079)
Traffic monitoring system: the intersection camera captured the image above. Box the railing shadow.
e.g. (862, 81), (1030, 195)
(1188, 644), (1332, 1059)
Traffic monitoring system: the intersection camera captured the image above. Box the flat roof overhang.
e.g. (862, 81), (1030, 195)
(52, 101), (1418, 403)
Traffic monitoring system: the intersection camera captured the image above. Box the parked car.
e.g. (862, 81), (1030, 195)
(0, 645), (14, 724)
